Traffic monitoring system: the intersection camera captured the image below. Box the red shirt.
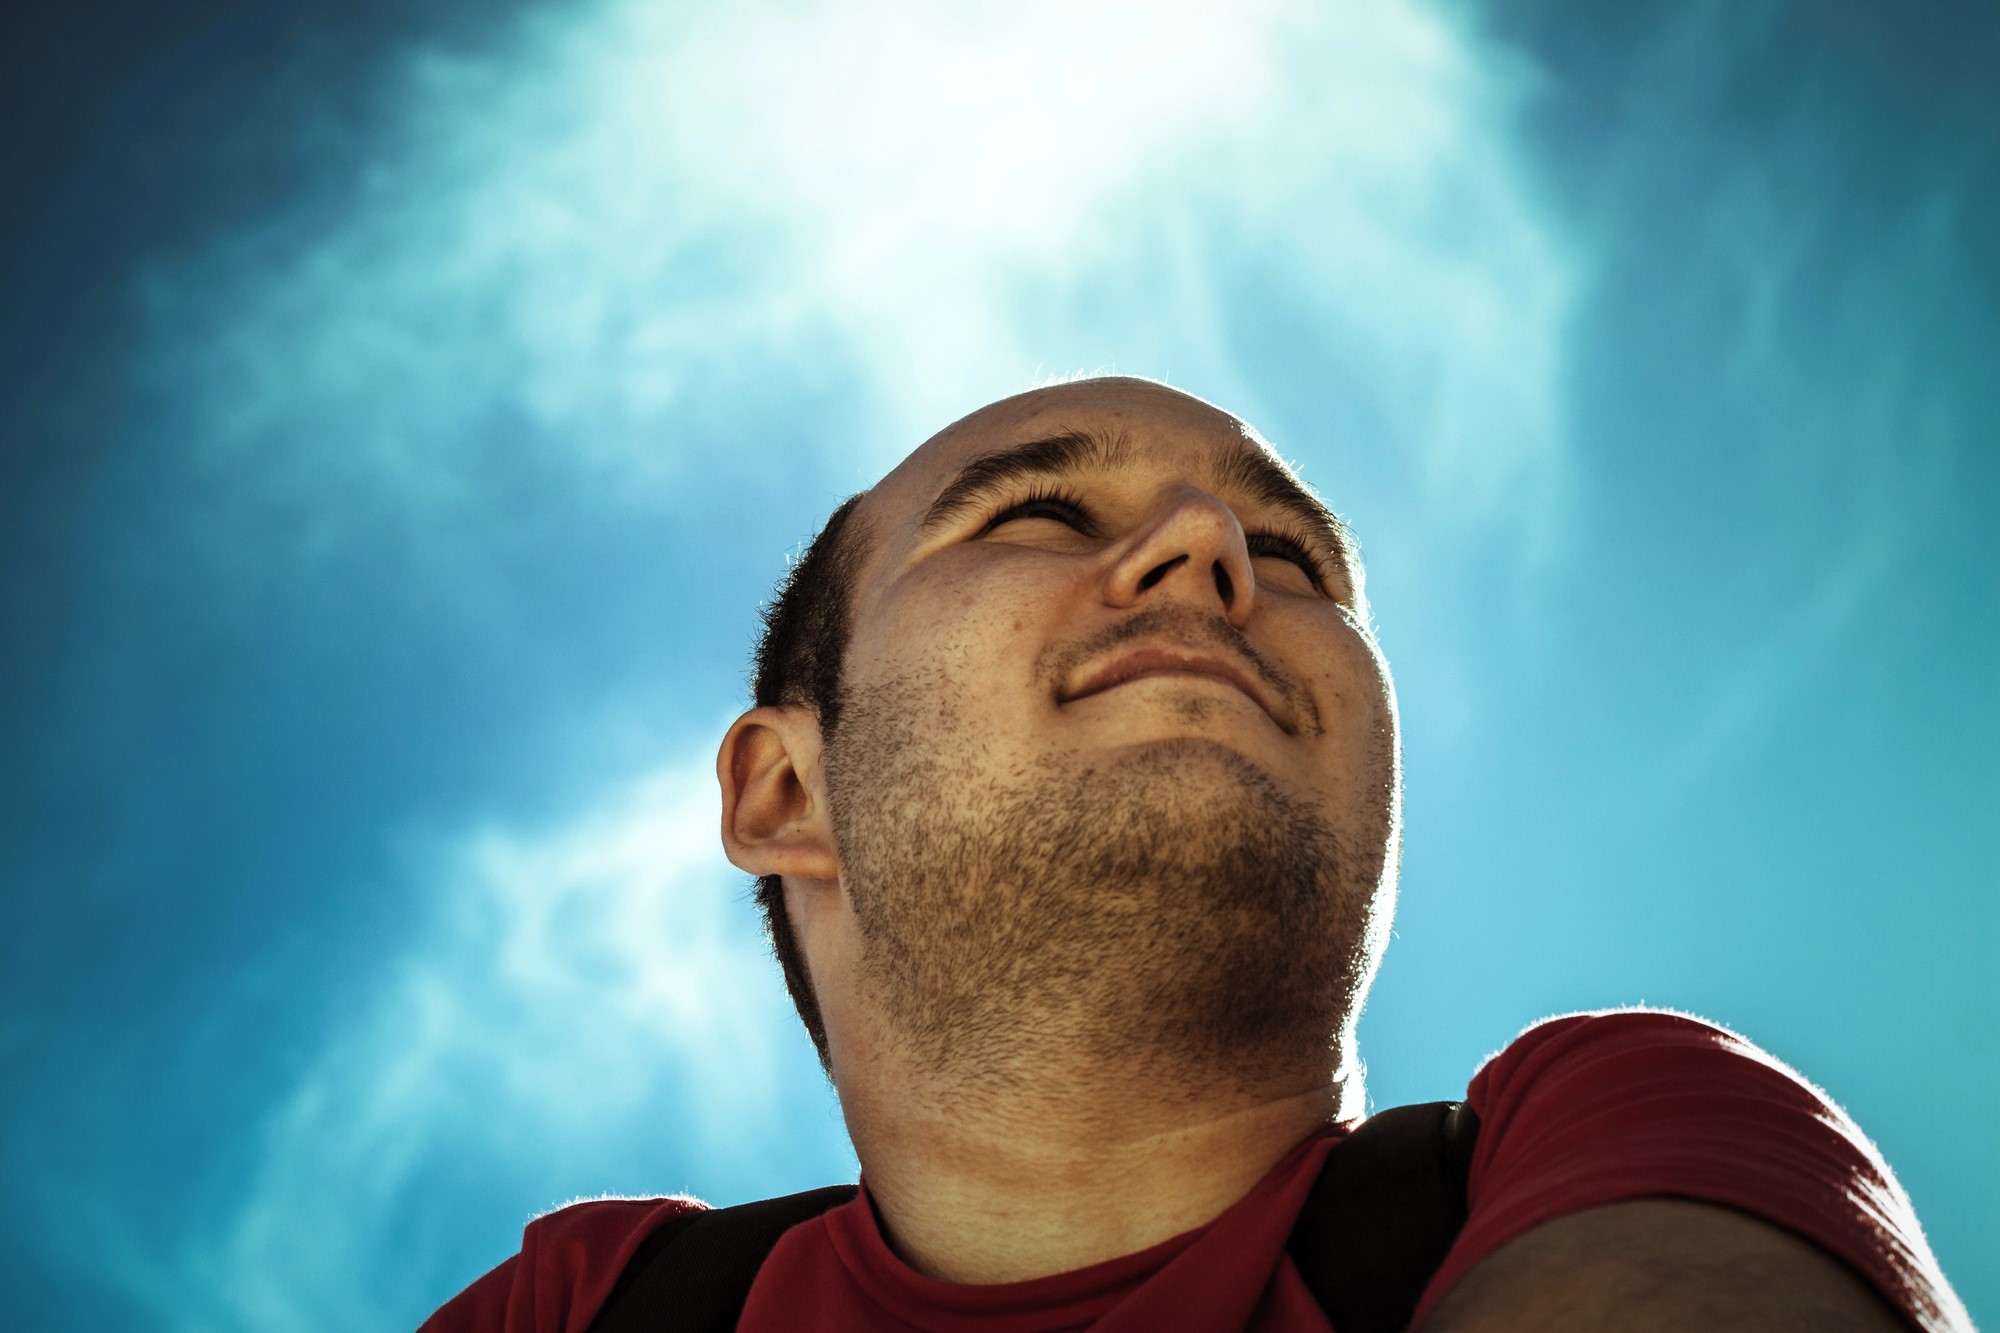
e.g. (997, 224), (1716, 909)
(421, 1010), (1970, 1332)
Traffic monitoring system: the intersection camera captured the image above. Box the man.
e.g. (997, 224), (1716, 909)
(425, 378), (1969, 1330)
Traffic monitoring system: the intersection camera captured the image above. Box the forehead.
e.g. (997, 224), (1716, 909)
(863, 378), (1282, 552)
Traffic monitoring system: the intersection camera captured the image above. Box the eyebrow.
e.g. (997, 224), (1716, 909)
(918, 428), (1118, 534)
(917, 425), (1359, 575)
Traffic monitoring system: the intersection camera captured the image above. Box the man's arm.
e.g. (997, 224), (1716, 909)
(1418, 1198), (1908, 1332)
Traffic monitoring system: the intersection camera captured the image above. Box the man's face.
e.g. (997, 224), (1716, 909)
(819, 378), (1399, 1090)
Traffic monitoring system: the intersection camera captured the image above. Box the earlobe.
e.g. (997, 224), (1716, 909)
(717, 706), (843, 881)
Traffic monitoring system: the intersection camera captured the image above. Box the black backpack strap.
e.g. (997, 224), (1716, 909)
(1288, 1100), (1481, 1333)
(586, 1183), (858, 1333)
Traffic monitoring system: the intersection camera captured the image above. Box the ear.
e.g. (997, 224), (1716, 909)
(717, 705), (843, 881)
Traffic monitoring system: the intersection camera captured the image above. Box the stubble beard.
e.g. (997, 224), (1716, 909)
(822, 666), (1392, 1098)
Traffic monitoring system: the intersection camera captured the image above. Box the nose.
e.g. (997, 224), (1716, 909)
(1101, 486), (1256, 628)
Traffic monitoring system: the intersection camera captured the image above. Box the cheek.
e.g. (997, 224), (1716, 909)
(1302, 622), (1397, 749)
(850, 555), (1074, 691)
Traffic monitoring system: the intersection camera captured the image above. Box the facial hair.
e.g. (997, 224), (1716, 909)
(822, 655), (1392, 1096)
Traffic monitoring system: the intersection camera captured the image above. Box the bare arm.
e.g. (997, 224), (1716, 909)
(1417, 1198), (1910, 1333)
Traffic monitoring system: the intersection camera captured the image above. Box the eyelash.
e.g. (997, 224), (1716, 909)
(981, 486), (1332, 593)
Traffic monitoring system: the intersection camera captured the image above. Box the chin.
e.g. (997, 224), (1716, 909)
(1094, 733), (1299, 791)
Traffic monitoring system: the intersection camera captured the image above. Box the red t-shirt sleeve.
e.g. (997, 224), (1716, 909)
(1410, 1009), (1971, 1331)
(418, 1195), (708, 1333)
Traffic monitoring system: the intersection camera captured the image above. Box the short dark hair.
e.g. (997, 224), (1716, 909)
(749, 492), (869, 1071)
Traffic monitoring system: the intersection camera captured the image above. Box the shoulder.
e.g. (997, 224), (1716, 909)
(1460, 1007), (1912, 1247)
(1416, 1008), (1970, 1331)
(420, 1195), (709, 1333)
(1464, 1008), (1832, 1120)
(521, 1193), (710, 1269)
(1470, 1006), (1783, 1096)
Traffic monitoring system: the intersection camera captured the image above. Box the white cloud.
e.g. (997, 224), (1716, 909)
(147, 0), (1571, 550)
(93, 754), (835, 1331)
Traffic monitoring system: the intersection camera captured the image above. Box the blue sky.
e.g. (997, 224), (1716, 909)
(3, 1), (1994, 1327)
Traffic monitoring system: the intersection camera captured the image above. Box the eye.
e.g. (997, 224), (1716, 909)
(980, 487), (1097, 536)
(1246, 531), (1331, 594)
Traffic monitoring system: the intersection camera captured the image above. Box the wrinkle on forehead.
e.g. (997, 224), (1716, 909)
(870, 379), (1261, 532)
(930, 377), (1250, 462)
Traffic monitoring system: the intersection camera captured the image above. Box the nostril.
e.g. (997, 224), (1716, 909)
(1138, 554), (1188, 592)
(1213, 561), (1235, 607)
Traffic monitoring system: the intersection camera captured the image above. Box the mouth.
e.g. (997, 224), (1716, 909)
(1059, 645), (1296, 734)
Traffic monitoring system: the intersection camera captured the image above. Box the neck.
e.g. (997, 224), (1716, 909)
(835, 1038), (1357, 1284)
